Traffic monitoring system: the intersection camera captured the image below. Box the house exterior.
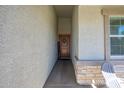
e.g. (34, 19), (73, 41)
(72, 6), (124, 86)
(0, 5), (124, 88)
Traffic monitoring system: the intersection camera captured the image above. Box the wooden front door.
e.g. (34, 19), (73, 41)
(59, 35), (70, 59)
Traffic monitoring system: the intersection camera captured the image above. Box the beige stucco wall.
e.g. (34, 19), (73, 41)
(0, 6), (57, 87)
(72, 5), (124, 86)
(71, 6), (79, 62)
(78, 6), (104, 60)
(72, 6), (105, 85)
(58, 17), (71, 34)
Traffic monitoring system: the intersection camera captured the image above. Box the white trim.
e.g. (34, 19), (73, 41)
(110, 35), (124, 37)
(110, 15), (124, 17)
(110, 56), (124, 59)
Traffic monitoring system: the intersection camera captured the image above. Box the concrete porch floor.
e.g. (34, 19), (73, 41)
(43, 60), (92, 88)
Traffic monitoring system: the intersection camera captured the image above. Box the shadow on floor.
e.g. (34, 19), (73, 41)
(43, 60), (92, 88)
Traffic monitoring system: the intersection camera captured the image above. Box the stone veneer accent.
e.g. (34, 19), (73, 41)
(112, 62), (124, 79)
(73, 57), (124, 87)
(73, 61), (105, 86)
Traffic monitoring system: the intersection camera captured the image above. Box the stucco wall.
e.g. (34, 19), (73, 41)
(58, 17), (71, 34)
(78, 6), (104, 60)
(71, 6), (79, 62)
(0, 6), (57, 87)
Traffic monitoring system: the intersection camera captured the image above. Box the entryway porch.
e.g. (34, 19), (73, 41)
(44, 60), (91, 88)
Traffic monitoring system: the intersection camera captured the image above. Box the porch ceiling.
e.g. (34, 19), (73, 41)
(54, 5), (74, 17)
(102, 5), (124, 10)
(54, 5), (124, 18)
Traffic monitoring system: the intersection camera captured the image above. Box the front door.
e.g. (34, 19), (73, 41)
(59, 35), (70, 59)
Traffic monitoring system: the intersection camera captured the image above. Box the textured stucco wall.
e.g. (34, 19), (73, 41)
(71, 6), (79, 62)
(58, 17), (71, 34)
(78, 6), (104, 60)
(0, 6), (57, 87)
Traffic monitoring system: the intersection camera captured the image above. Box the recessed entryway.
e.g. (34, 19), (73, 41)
(44, 5), (85, 88)
(54, 5), (73, 60)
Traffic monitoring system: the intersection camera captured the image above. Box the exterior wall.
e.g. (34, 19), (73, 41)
(72, 6), (124, 86)
(0, 6), (57, 87)
(75, 60), (124, 86)
(78, 6), (104, 60)
(72, 6), (105, 86)
(102, 7), (124, 83)
(71, 6), (79, 62)
(58, 17), (71, 34)
(74, 59), (105, 86)
(113, 63), (124, 79)
(74, 61), (124, 86)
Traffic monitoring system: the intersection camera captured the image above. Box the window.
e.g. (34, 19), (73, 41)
(110, 16), (124, 59)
